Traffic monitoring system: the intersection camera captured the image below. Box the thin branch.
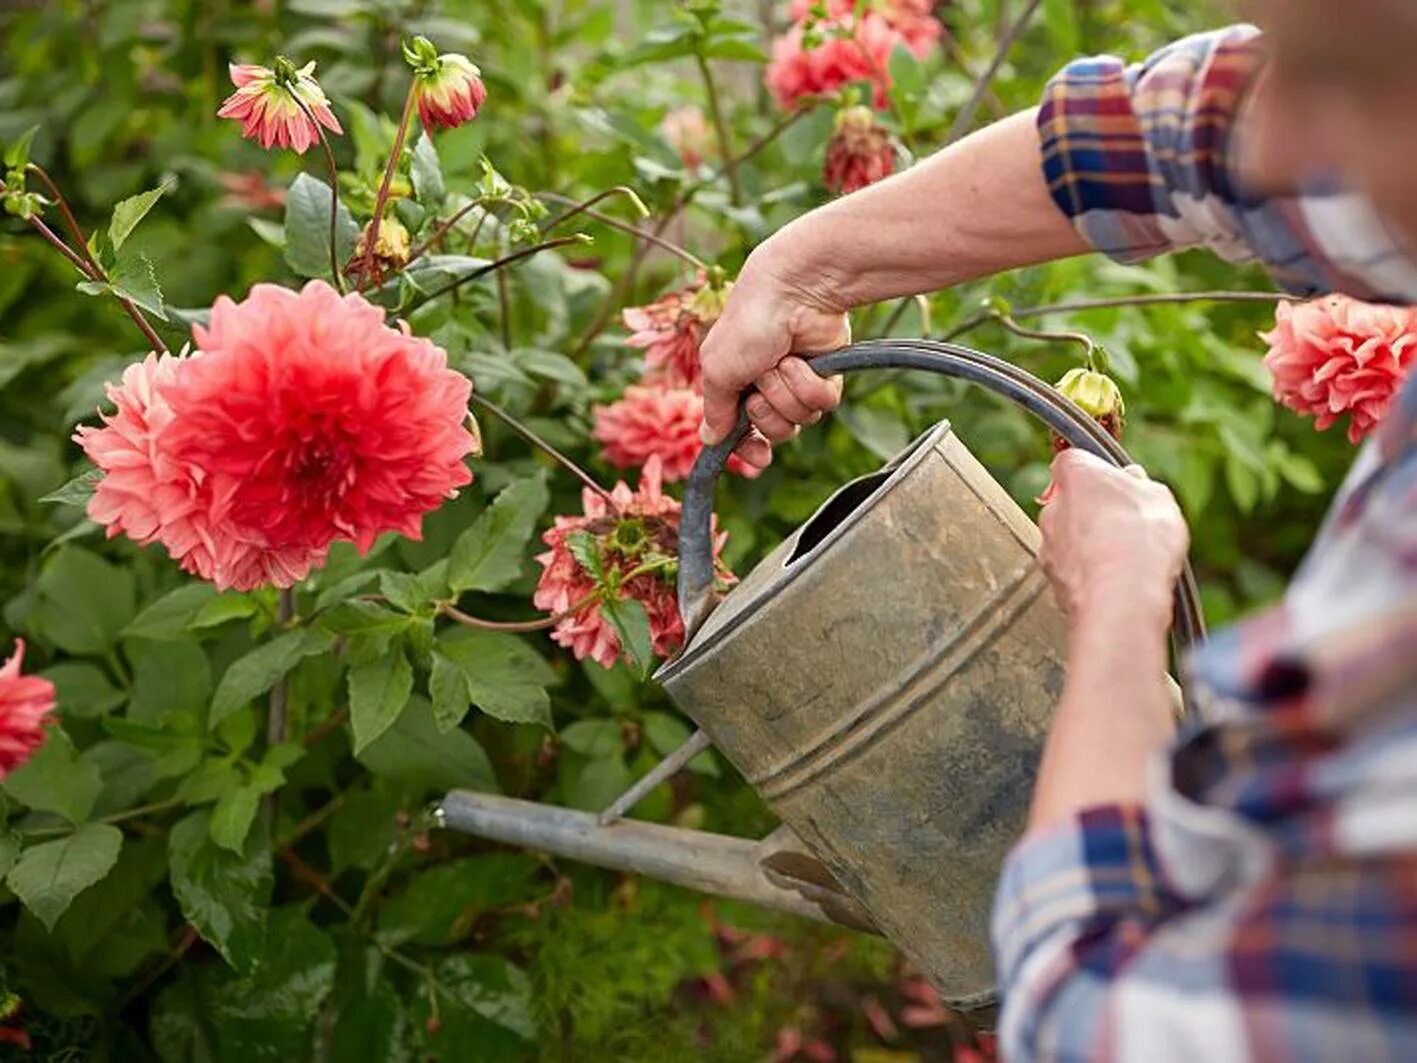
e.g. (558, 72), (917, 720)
(407, 199), (485, 266)
(942, 289), (1285, 341)
(267, 588), (296, 749)
(694, 52), (742, 206)
(291, 94), (347, 294)
(303, 705), (349, 749)
(27, 215), (90, 274)
(279, 848), (354, 915)
(540, 186), (647, 233)
(120, 925), (199, 1008)
(276, 788), (349, 850)
(991, 311), (1094, 360)
(469, 390), (614, 504)
(439, 588), (601, 633)
(358, 83), (418, 290)
(945, 0), (1044, 146)
(26, 164), (93, 266)
(406, 234), (588, 310)
(939, 24), (1007, 120)
(539, 192), (708, 272)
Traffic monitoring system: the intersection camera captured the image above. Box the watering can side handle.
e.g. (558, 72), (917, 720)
(678, 338), (1207, 664)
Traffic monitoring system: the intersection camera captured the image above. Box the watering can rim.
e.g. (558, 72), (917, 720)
(653, 417), (954, 685)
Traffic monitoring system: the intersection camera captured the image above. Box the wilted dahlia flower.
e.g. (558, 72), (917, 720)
(533, 456), (732, 668)
(404, 35), (487, 133)
(592, 384), (761, 481)
(217, 57), (342, 154)
(765, 6), (899, 109)
(76, 282), (477, 590)
(622, 277), (731, 390)
(0, 641), (56, 781)
(1261, 295), (1417, 443)
(823, 105), (895, 195)
(788, 0), (941, 58)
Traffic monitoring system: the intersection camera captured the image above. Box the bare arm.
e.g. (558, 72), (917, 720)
(699, 109), (1089, 454)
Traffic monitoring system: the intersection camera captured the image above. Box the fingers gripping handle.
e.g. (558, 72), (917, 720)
(677, 339), (1207, 663)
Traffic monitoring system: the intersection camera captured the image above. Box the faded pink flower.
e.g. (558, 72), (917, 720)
(661, 106), (715, 170)
(623, 277), (731, 389)
(789, 0), (941, 58)
(533, 456), (732, 669)
(0, 641), (56, 781)
(823, 105), (895, 194)
(766, 7), (899, 109)
(1260, 295), (1417, 443)
(76, 281), (477, 590)
(217, 57), (342, 154)
(405, 36), (487, 133)
(592, 384), (760, 481)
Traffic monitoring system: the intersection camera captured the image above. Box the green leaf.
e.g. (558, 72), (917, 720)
(109, 180), (171, 252)
(125, 583), (218, 640)
(329, 946), (408, 1063)
(30, 546), (135, 655)
(191, 592), (260, 630)
(209, 787), (261, 854)
(411, 132), (445, 206)
(643, 711), (718, 776)
(434, 629), (557, 730)
(602, 596), (653, 679)
(39, 466), (101, 507)
(701, 37), (768, 61)
(127, 638), (212, 727)
(3, 124), (39, 169)
(1042, 0), (1080, 52)
(0, 831), (16, 880)
(447, 476), (550, 595)
(109, 247), (167, 320)
(429, 650), (471, 732)
(514, 347), (588, 388)
(559, 718), (623, 757)
(414, 955), (535, 1048)
(564, 530), (604, 581)
(349, 645), (413, 753)
(168, 809), (272, 972)
(377, 854), (539, 947)
(2, 729), (102, 823)
(357, 696), (499, 793)
(561, 752), (633, 812)
(41, 662), (124, 719)
(5, 823), (123, 931)
(379, 569), (437, 614)
(1275, 448), (1325, 494)
(283, 172), (359, 280)
(210, 628), (335, 727)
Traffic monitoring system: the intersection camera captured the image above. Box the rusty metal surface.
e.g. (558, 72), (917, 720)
(658, 421), (1068, 1003)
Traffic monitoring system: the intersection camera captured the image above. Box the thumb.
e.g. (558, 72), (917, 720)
(700, 371), (744, 445)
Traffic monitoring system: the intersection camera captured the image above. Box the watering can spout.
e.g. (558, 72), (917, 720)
(435, 790), (879, 934)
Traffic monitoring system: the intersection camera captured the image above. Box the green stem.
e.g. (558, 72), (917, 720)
(540, 192), (708, 272)
(439, 587), (600, 633)
(468, 391), (614, 504)
(942, 290), (1285, 342)
(360, 82), (418, 290)
(693, 51), (741, 206)
(291, 95), (347, 294)
(990, 311), (1095, 360)
(945, 0), (1044, 145)
(19, 797), (184, 838)
(405, 234), (588, 310)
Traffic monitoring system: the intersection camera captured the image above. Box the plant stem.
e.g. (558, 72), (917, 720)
(26, 164), (92, 261)
(440, 588), (601, 633)
(944, 0), (1044, 146)
(496, 237), (514, 349)
(120, 925), (199, 1008)
(942, 289), (1285, 341)
(468, 391), (614, 504)
(540, 186), (647, 232)
(990, 311), (1095, 360)
(852, 36), (916, 154)
(292, 95), (347, 294)
(693, 52), (742, 206)
(540, 192), (708, 271)
(406, 198), (486, 266)
(19, 797), (184, 838)
(267, 588), (297, 750)
(276, 787), (350, 850)
(406, 234), (587, 310)
(279, 848), (354, 914)
(360, 82), (418, 290)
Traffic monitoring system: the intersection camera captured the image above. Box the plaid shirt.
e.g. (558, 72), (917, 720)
(993, 27), (1417, 1062)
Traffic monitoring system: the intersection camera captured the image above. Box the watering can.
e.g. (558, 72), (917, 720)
(438, 339), (1205, 1009)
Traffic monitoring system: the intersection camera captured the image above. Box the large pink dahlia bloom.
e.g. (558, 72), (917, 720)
(592, 384), (761, 482)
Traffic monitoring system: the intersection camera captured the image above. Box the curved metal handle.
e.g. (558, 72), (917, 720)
(678, 338), (1206, 656)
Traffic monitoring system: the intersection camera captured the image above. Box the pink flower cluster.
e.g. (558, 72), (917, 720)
(0, 641), (56, 781)
(76, 281), (477, 590)
(1260, 295), (1417, 443)
(533, 456), (731, 668)
(766, 0), (941, 110)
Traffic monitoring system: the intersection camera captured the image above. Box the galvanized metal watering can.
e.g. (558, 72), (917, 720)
(439, 339), (1205, 1008)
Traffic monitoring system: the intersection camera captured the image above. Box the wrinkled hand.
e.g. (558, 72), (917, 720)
(699, 246), (848, 471)
(1038, 449), (1190, 627)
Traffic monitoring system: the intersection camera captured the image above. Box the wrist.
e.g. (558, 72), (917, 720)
(1070, 582), (1174, 641)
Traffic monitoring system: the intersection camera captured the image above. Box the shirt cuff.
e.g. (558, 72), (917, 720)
(990, 804), (1180, 986)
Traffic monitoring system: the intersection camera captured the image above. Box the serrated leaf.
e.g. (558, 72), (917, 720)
(357, 696), (498, 792)
(109, 181), (171, 252)
(564, 530), (604, 582)
(209, 786), (261, 854)
(559, 719), (622, 757)
(210, 629), (336, 727)
(377, 854), (538, 948)
(349, 646), (413, 753)
(31, 545), (135, 654)
(434, 629), (556, 730)
(168, 809), (272, 972)
(602, 596), (653, 679)
(109, 248), (167, 320)
(379, 569), (435, 614)
(39, 466), (101, 507)
(411, 132), (445, 206)
(447, 476), (550, 595)
(1, 729), (102, 823)
(514, 347), (588, 388)
(124, 583), (218, 640)
(190, 593), (259, 630)
(283, 173), (359, 280)
(6, 823), (122, 931)
(429, 650), (471, 732)
(415, 955), (535, 1044)
(40, 662), (124, 719)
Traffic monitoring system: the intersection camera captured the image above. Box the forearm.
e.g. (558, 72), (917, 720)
(758, 109), (1087, 309)
(1026, 600), (1177, 833)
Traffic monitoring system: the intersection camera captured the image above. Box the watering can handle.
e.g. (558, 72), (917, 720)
(678, 338), (1207, 658)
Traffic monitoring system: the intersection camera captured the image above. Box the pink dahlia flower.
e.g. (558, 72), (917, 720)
(592, 385), (761, 482)
(622, 277), (730, 390)
(405, 36), (487, 133)
(788, 0), (940, 59)
(75, 281), (477, 590)
(823, 105), (895, 194)
(1260, 295), (1417, 443)
(218, 58), (342, 154)
(533, 456), (733, 669)
(0, 641), (56, 781)
(766, 8), (899, 110)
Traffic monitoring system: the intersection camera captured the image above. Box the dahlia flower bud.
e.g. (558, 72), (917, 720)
(1054, 366), (1126, 442)
(404, 35), (487, 133)
(355, 215), (411, 272)
(823, 106), (895, 196)
(217, 56), (342, 154)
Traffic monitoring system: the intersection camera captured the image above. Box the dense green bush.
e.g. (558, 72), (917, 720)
(0, 0), (1351, 1058)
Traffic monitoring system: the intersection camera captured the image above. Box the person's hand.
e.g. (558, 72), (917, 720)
(1037, 449), (1189, 628)
(699, 243), (849, 471)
